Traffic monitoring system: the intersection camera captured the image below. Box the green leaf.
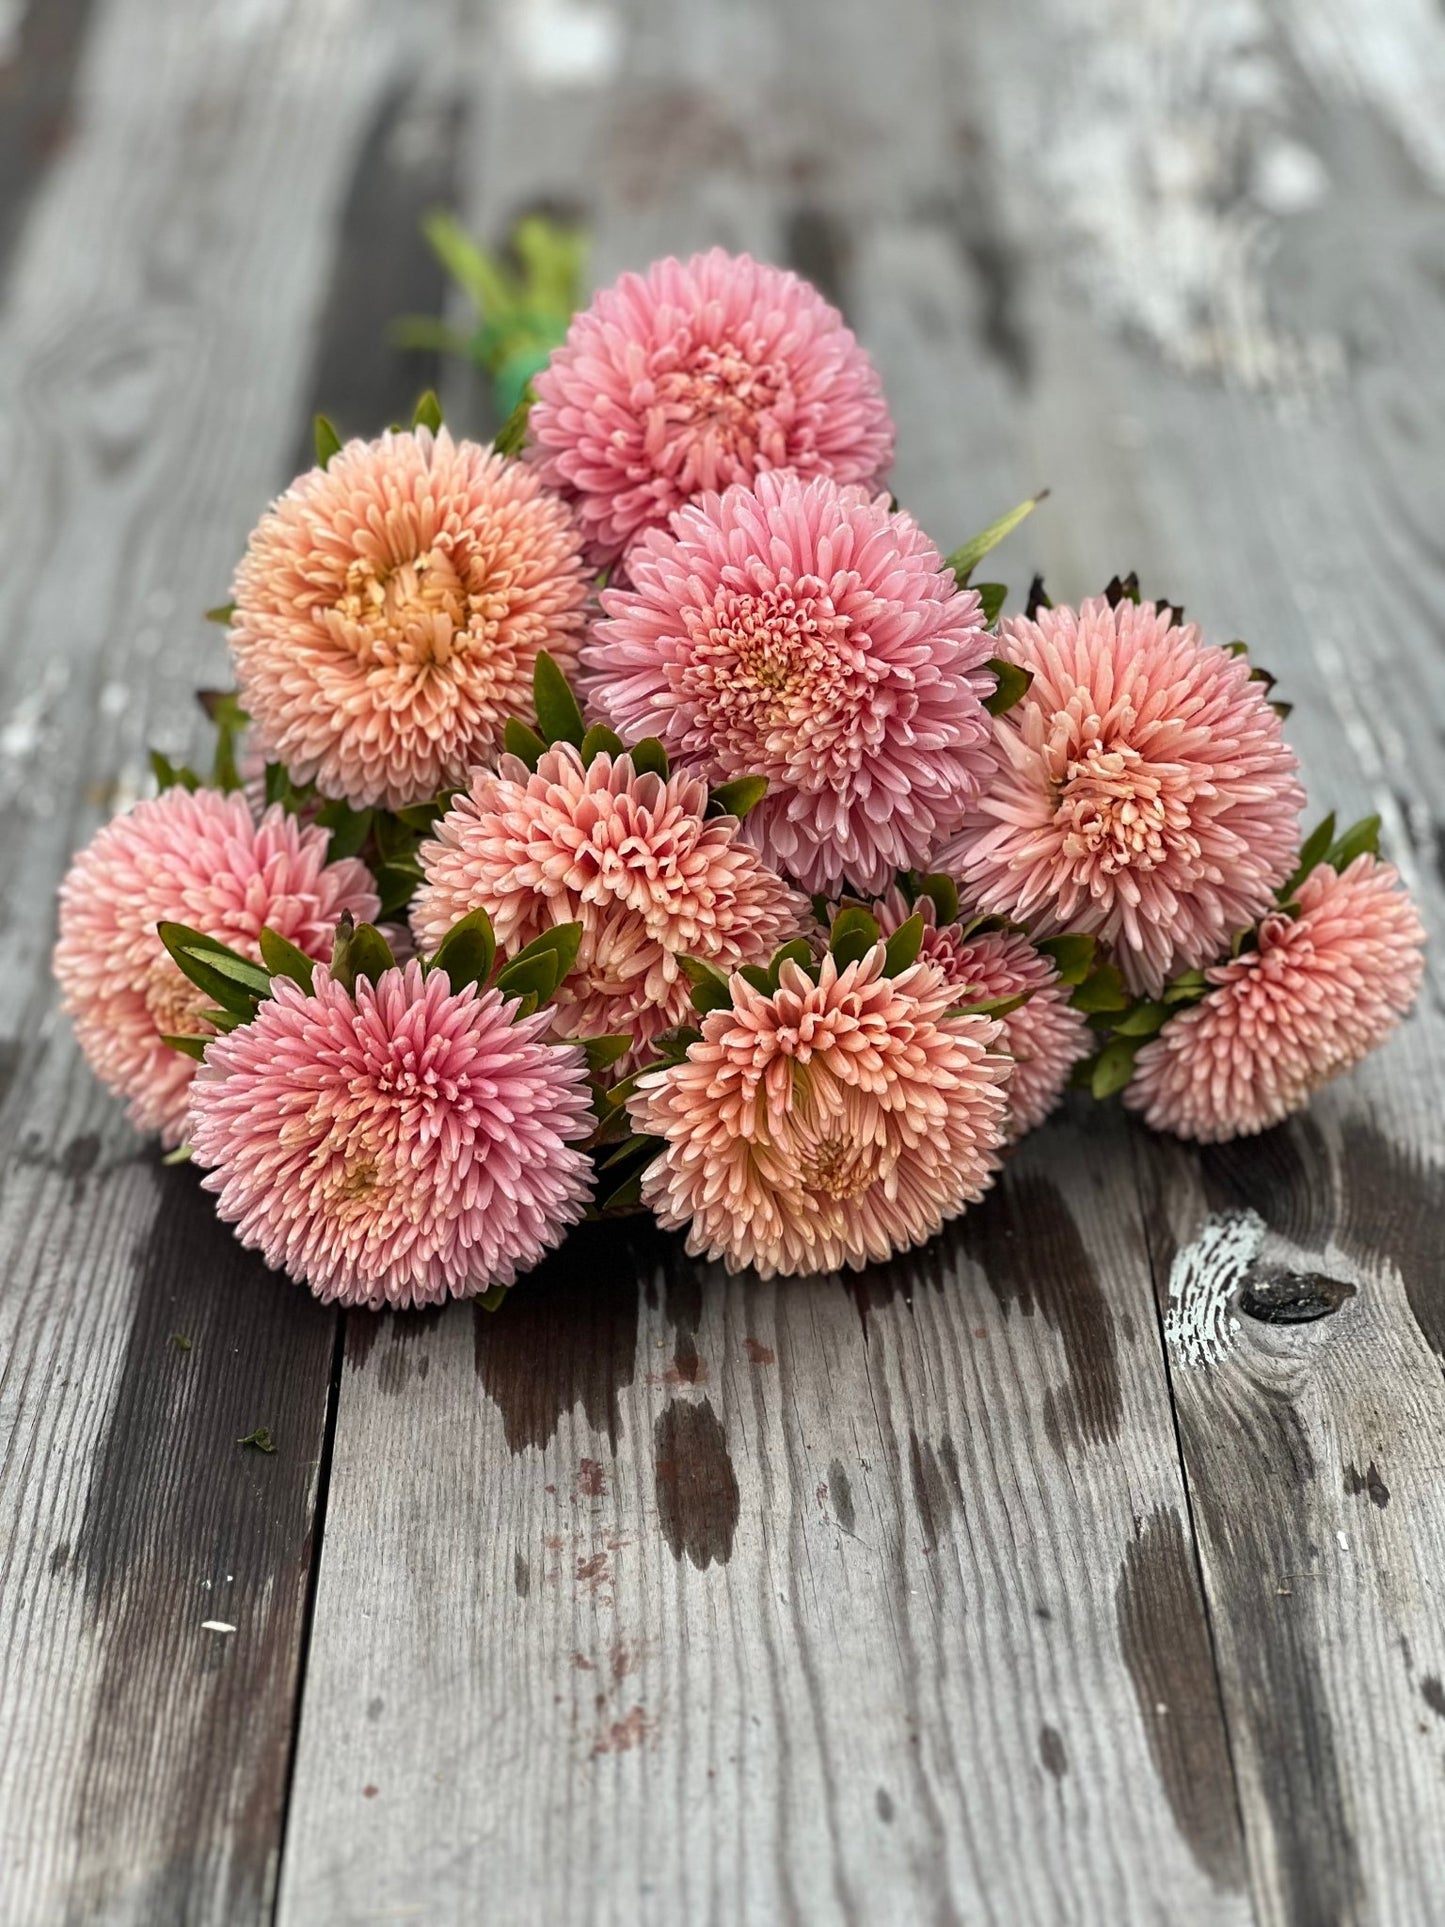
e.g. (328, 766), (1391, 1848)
(829, 905), (881, 971)
(1070, 960), (1130, 1014)
(429, 906), (497, 994)
(1280, 812), (1336, 902)
(580, 1034), (632, 1074)
(1036, 933), (1096, 986)
(150, 750), (200, 793)
(708, 774), (769, 820)
(504, 717), (548, 769)
(1111, 1000), (1168, 1038)
(160, 1033), (209, 1061)
(883, 913), (926, 976)
(678, 954), (733, 1014)
(258, 926), (318, 992)
(393, 798), (451, 834)
(197, 689), (248, 793)
(983, 657), (1034, 717)
(945, 491), (1048, 585)
(768, 938), (816, 983)
(237, 1426), (276, 1454)
(915, 872), (960, 928)
(1163, 967), (1210, 1006)
(492, 391), (533, 457)
(976, 582), (1008, 626)
(205, 603), (236, 626)
(158, 923), (272, 1016)
(412, 388), (443, 434)
(581, 724), (625, 766)
(1327, 813), (1381, 872)
(599, 1169), (646, 1212)
(314, 414), (342, 469)
(374, 860), (424, 921)
(1090, 1039), (1138, 1100)
(629, 737), (669, 779)
(329, 915), (395, 993)
(160, 1142), (193, 1165)
(950, 991), (1031, 1021)
(476, 1284), (509, 1314)
(738, 964), (772, 994)
(495, 922), (583, 1005)
(314, 797), (374, 863)
(533, 651), (586, 748)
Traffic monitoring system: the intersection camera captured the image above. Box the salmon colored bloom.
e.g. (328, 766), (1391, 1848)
(941, 597), (1304, 995)
(1125, 855), (1425, 1141)
(52, 787), (378, 1147)
(229, 426), (590, 810)
(187, 962), (595, 1307)
(527, 249), (895, 564)
(586, 470), (996, 894)
(630, 945), (1011, 1277)
(871, 890), (1090, 1139)
(411, 745), (807, 1070)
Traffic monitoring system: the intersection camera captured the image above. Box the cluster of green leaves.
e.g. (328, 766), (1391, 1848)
(149, 690), (249, 798)
(501, 653), (770, 822)
(944, 491), (1049, 717)
(391, 211), (585, 422)
(1278, 810), (1380, 907)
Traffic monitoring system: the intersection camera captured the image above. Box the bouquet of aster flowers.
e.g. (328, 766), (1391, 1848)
(53, 248), (1426, 1307)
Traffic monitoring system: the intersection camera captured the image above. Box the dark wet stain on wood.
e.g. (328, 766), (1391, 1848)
(513, 1553), (530, 1599)
(1039, 1724), (1068, 1780)
(1421, 1677), (1445, 1721)
(293, 77), (463, 463)
(909, 1432), (964, 1552)
(827, 1460), (855, 1536)
(70, 1163), (335, 1921)
(0, 0), (96, 293)
(1115, 1507), (1246, 1891)
(875, 1787), (895, 1824)
(784, 204), (851, 312)
(654, 1397), (739, 1569)
(661, 1246), (704, 1382)
(960, 1167), (1122, 1446)
(743, 1336), (775, 1366)
(474, 1217), (653, 1453)
(1238, 1271), (1355, 1324)
(1343, 1461), (1390, 1509)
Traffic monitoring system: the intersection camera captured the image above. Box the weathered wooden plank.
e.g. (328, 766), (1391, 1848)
(278, 1122), (1247, 1925)
(0, 1), (467, 1918)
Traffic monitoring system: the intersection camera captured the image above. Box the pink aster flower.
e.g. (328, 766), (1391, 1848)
(229, 426), (590, 810)
(187, 961), (595, 1307)
(630, 945), (1011, 1278)
(53, 787), (378, 1147)
(411, 745), (807, 1070)
(585, 470), (996, 895)
(940, 597), (1305, 996)
(527, 249), (895, 565)
(1125, 854), (1425, 1141)
(871, 890), (1090, 1139)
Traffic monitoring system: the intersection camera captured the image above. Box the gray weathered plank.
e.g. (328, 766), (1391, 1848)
(0, 1), (466, 1918)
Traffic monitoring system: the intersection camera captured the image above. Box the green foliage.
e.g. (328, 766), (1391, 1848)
(976, 582), (1008, 626)
(495, 923), (583, 1006)
(429, 907), (497, 994)
(883, 912), (925, 976)
(1069, 958), (1130, 1014)
(1036, 932), (1095, 986)
(678, 954), (733, 1014)
(581, 724), (625, 766)
(914, 872), (960, 927)
(158, 923), (272, 1019)
(258, 926), (317, 993)
(628, 737), (669, 780)
(504, 718), (548, 769)
(946, 491), (1048, 585)
(150, 751), (201, 793)
(412, 389), (443, 434)
(330, 916), (396, 993)
(707, 775), (768, 820)
(983, 657), (1034, 717)
(314, 414), (342, 469)
(828, 904), (881, 971)
(533, 650), (586, 747)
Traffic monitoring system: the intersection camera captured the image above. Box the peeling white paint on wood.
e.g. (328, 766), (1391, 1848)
(1163, 1209), (1264, 1369)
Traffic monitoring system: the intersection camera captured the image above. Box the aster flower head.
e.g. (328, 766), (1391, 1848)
(527, 249), (895, 565)
(229, 425), (590, 811)
(629, 940), (1011, 1278)
(411, 740), (808, 1071)
(585, 469), (997, 895)
(1124, 849), (1425, 1142)
(869, 884), (1091, 1139)
(187, 957), (595, 1308)
(940, 595), (1305, 996)
(52, 787), (378, 1147)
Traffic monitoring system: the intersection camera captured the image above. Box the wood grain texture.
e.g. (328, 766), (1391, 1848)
(278, 1123), (1247, 1925)
(0, 1), (467, 1919)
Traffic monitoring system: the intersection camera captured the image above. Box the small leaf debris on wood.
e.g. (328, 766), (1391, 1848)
(238, 1426), (276, 1454)
(169, 1332), (191, 1352)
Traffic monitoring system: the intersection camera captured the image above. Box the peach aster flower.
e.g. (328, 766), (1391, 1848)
(53, 787), (378, 1147)
(229, 426), (590, 810)
(527, 249), (895, 564)
(411, 745), (807, 1069)
(871, 890), (1090, 1139)
(1125, 854), (1425, 1140)
(940, 597), (1305, 995)
(585, 470), (996, 894)
(630, 945), (1011, 1277)
(187, 961), (595, 1307)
